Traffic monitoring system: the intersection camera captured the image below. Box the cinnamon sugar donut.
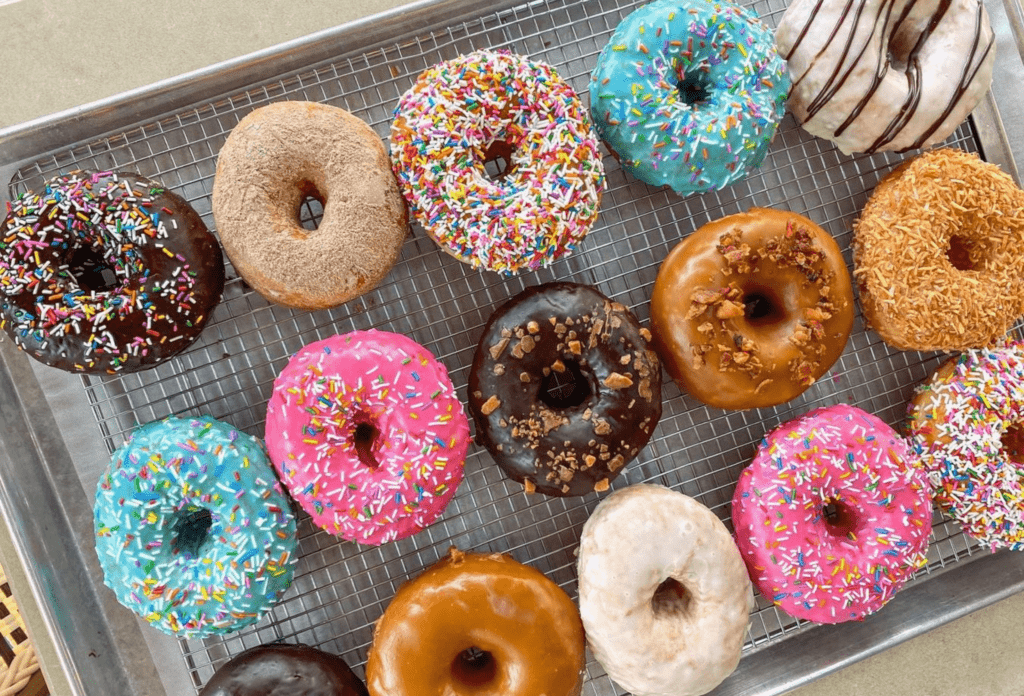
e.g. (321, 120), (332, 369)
(853, 149), (1024, 351)
(213, 101), (407, 310)
(777, 0), (996, 154)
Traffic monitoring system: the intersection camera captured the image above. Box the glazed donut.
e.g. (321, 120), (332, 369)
(589, 0), (790, 195)
(731, 404), (932, 623)
(650, 208), (855, 410)
(93, 415), (297, 637)
(906, 342), (1024, 550)
(265, 330), (470, 545)
(200, 643), (369, 696)
(777, 0), (996, 154)
(213, 101), (407, 310)
(468, 282), (662, 496)
(366, 547), (586, 696)
(577, 484), (753, 696)
(390, 49), (605, 274)
(0, 170), (224, 373)
(853, 148), (1024, 351)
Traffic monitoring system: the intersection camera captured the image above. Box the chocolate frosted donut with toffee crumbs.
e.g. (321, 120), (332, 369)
(468, 283), (662, 496)
(199, 643), (369, 696)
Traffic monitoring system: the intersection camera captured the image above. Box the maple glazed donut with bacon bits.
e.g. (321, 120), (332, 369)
(906, 342), (1024, 551)
(1, 170), (224, 374)
(776, 0), (996, 154)
(265, 330), (470, 546)
(650, 208), (854, 410)
(468, 283), (662, 496)
(853, 149), (1024, 352)
(732, 404), (932, 624)
(390, 49), (605, 274)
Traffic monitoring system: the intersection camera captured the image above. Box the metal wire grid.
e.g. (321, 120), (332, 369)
(4, 0), (996, 692)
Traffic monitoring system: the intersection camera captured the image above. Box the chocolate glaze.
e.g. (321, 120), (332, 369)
(199, 643), (369, 696)
(0, 171), (224, 373)
(468, 283), (661, 497)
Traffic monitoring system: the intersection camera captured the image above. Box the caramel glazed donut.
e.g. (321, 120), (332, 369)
(651, 208), (854, 410)
(213, 101), (408, 310)
(469, 283), (662, 496)
(776, 0), (996, 154)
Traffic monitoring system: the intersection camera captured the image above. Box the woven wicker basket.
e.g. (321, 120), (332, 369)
(0, 563), (46, 696)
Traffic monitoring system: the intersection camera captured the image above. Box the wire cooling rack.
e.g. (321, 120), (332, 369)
(4, 0), (993, 692)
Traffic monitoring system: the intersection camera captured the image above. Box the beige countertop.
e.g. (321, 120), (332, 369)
(1, 1), (1022, 695)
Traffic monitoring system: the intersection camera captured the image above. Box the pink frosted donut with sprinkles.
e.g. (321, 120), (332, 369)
(390, 49), (605, 274)
(731, 404), (932, 623)
(907, 342), (1024, 551)
(265, 330), (470, 545)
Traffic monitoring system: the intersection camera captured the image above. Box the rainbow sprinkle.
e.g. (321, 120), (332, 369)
(390, 49), (605, 274)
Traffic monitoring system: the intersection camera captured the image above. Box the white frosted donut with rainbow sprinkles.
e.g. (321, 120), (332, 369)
(265, 330), (470, 545)
(390, 49), (605, 274)
(731, 404), (931, 623)
(907, 342), (1024, 551)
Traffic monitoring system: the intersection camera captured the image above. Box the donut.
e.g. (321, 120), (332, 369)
(467, 282), (662, 496)
(731, 404), (932, 623)
(0, 170), (224, 373)
(365, 547), (586, 696)
(776, 0), (996, 154)
(589, 0), (790, 195)
(390, 49), (605, 274)
(200, 643), (369, 696)
(93, 415), (297, 637)
(906, 342), (1024, 550)
(213, 101), (407, 310)
(577, 484), (753, 696)
(265, 330), (470, 545)
(853, 148), (1024, 352)
(650, 208), (855, 410)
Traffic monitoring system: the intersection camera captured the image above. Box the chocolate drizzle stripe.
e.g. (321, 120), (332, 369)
(790, 0), (860, 90)
(783, 0), (831, 61)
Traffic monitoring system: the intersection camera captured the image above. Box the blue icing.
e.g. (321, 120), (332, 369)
(589, 0), (790, 194)
(93, 415), (297, 638)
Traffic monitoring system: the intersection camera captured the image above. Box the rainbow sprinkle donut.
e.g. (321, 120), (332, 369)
(590, 0), (790, 195)
(265, 330), (470, 545)
(390, 49), (605, 274)
(731, 404), (932, 624)
(93, 415), (297, 637)
(907, 343), (1024, 551)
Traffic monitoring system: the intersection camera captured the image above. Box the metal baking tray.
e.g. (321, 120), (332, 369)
(2, 0), (1023, 694)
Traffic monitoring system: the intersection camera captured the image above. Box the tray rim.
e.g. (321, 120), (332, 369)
(0, 0), (1023, 694)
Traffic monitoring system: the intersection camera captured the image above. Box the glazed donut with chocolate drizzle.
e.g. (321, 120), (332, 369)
(468, 283), (662, 496)
(776, 0), (996, 154)
(651, 208), (854, 410)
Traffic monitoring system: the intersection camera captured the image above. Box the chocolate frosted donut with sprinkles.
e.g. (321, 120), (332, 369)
(390, 49), (605, 274)
(907, 342), (1024, 551)
(265, 330), (470, 545)
(589, 0), (790, 195)
(731, 404), (932, 623)
(1, 170), (224, 373)
(93, 415), (298, 637)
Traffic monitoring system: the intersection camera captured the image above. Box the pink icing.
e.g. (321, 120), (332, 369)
(265, 330), (470, 545)
(731, 404), (931, 624)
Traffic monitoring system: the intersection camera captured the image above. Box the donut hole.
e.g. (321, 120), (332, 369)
(741, 284), (785, 327)
(482, 140), (516, 181)
(296, 180), (326, 231)
(66, 244), (121, 293)
(172, 506), (213, 557)
(822, 499), (858, 537)
(1001, 422), (1024, 464)
(539, 360), (594, 410)
(451, 646), (497, 688)
(651, 577), (691, 618)
(946, 234), (980, 271)
(353, 419), (381, 470)
(676, 72), (712, 106)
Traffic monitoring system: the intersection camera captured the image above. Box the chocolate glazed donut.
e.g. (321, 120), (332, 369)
(468, 282), (662, 496)
(199, 643), (369, 696)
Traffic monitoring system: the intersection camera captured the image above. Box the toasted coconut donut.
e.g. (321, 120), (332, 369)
(213, 101), (407, 310)
(853, 149), (1024, 351)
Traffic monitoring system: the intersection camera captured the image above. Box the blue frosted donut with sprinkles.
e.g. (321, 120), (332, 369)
(589, 0), (790, 195)
(93, 415), (297, 637)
